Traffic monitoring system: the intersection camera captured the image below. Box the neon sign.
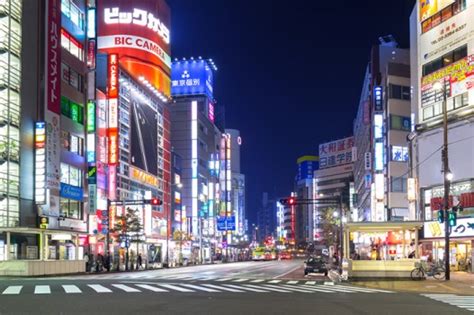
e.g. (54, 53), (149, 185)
(35, 122), (47, 204)
(104, 7), (170, 44)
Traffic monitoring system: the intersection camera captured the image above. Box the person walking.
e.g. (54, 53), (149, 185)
(83, 252), (90, 272)
(137, 253), (143, 270)
(105, 252), (111, 272)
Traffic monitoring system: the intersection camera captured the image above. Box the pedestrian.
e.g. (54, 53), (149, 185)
(137, 253), (143, 270)
(83, 252), (90, 272)
(96, 254), (103, 272)
(105, 252), (111, 272)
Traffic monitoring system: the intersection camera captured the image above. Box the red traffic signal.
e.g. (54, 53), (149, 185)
(279, 197), (297, 206)
(150, 198), (163, 206)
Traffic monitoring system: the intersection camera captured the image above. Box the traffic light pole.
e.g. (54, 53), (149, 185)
(442, 80), (451, 281)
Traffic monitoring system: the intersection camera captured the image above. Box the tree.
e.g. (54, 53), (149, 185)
(111, 207), (144, 271)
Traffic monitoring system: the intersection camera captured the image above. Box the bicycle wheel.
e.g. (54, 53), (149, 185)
(411, 268), (424, 280)
(432, 267), (446, 280)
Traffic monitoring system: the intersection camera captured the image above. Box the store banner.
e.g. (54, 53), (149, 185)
(424, 218), (474, 238)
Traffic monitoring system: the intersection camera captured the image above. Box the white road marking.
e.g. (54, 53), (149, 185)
(269, 284), (314, 293)
(215, 278), (233, 282)
(255, 285), (293, 293)
(331, 285), (393, 293)
(297, 285), (337, 293)
(112, 284), (141, 292)
(287, 281), (298, 284)
(225, 284), (268, 293)
(267, 280), (281, 284)
(250, 279), (265, 283)
(135, 284), (169, 292)
(156, 284), (195, 292)
(62, 285), (82, 294)
(34, 285), (51, 295)
(305, 281), (316, 285)
(233, 278), (249, 282)
(88, 284), (112, 293)
(201, 284), (246, 293)
(179, 284), (221, 292)
(2, 286), (22, 295)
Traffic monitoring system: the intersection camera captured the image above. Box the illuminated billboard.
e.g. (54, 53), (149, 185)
(419, 0), (455, 21)
(97, 0), (171, 96)
(130, 101), (158, 176)
(318, 137), (354, 169)
(171, 60), (214, 99)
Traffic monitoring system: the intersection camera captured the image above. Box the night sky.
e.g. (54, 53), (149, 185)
(169, 0), (416, 224)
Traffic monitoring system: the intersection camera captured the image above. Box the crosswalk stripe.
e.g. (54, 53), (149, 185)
(135, 284), (169, 292)
(88, 284), (112, 293)
(305, 281), (316, 285)
(215, 278), (233, 282)
(179, 284), (221, 293)
(329, 285), (392, 293)
(34, 285), (51, 295)
(233, 278), (249, 282)
(303, 285), (356, 293)
(62, 285), (82, 294)
(269, 284), (313, 293)
(201, 284), (246, 293)
(255, 285), (293, 293)
(224, 284), (268, 293)
(287, 281), (298, 284)
(267, 280), (281, 284)
(250, 279), (265, 283)
(297, 285), (337, 293)
(2, 286), (22, 295)
(112, 284), (141, 292)
(422, 294), (474, 312)
(156, 284), (195, 292)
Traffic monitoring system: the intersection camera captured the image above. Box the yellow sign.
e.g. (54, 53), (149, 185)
(421, 56), (474, 86)
(39, 216), (49, 229)
(419, 0), (455, 21)
(129, 166), (158, 187)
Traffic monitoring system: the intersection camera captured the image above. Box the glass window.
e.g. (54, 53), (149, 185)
(431, 12), (441, 28)
(60, 163), (82, 187)
(390, 84), (401, 99)
(423, 106), (434, 120)
(441, 6), (453, 21)
(60, 163), (69, 184)
(60, 198), (81, 219)
(61, 29), (83, 61)
(391, 146), (409, 162)
(433, 102), (442, 116)
(61, 0), (84, 30)
(391, 177), (407, 193)
(402, 86), (410, 100)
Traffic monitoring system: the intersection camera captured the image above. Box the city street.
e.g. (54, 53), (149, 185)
(0, 261), (472, 314)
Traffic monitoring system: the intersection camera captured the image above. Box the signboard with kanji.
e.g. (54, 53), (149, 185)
(318, 137), (354, 169)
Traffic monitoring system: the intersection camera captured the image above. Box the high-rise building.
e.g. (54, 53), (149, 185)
(353, 36), (412, 222)
(257, 192), (276, 243)
(225, 129), (246, 237)
(410, 0), (474, 265)
(170, 58), (223, 262)
(315, 137), (354, 247)
(0, 0), (91, 275)
(294, 156), (318, 245)
(91, 0), (173, 267)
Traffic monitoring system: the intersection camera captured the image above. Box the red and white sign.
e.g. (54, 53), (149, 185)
(108, 53), (119, 98)
(45, 0), (61, 114)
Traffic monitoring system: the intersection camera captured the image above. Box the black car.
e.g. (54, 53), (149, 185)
(304, 257), (328, 276)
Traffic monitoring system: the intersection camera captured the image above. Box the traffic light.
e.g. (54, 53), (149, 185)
(279, 197), (297, 206)
(437, 210), (444, 224)
(448, 211), (457, 227)
(147, 198), (163, 206)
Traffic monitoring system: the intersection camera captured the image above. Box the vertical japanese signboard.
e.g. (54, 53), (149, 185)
(318, 137), (354, 169)
(44, 0), (61, 216)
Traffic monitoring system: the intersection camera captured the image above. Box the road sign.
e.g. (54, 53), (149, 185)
(216, 216), (236, 231)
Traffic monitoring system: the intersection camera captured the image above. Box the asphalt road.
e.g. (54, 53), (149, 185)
(0, 260), (471, 314)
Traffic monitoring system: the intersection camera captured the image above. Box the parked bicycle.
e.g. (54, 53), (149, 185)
(410, 261), (445, 280)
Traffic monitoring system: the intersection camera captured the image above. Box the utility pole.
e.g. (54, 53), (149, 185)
(441, 79), (451, 281)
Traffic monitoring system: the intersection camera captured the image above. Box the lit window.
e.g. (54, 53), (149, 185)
(61, 0), (84, 30)
(391, 146), (408, 162)
(61, 29), (84, 61)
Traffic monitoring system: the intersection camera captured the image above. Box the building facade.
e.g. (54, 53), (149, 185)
(411, 0), (474, 269)
(353, 36), (413, 222)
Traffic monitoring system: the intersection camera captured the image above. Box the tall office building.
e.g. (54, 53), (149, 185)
(353, 36), (412, 222)
(170, 58), (224, 262)
(411, 0), (474, 267)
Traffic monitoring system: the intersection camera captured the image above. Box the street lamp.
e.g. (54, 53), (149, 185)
(433, 79), (451, 281)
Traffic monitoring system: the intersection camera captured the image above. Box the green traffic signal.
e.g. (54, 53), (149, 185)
(448, 211), (457, 227)
(437, 210), (444, 224)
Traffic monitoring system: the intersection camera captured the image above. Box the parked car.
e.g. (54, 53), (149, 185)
(304, 256), (328, 276)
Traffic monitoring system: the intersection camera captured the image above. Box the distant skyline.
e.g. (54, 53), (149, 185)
(169, 0), (416, 224)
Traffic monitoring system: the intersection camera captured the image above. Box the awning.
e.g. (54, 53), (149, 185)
(344, 221), (424, 232)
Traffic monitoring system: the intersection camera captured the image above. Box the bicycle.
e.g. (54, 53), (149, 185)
(410, 261), (445, 280)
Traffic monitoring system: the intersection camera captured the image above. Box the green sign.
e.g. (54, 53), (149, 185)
(87, 101), (96, 132)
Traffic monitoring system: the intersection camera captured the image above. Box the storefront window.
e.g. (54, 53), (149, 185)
(47, 234), (77, 260)
(9, 233), (40, 260)
(60, 198), (82, 219)
(350, 230), (416, 261)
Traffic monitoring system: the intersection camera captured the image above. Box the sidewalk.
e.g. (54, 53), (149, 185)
(352, 272), (474, 295)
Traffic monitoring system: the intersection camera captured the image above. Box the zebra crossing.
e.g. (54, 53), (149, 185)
(0, 283), (393, 296)
(422, 294), (474, 313)
(54, 273), (330, 285)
